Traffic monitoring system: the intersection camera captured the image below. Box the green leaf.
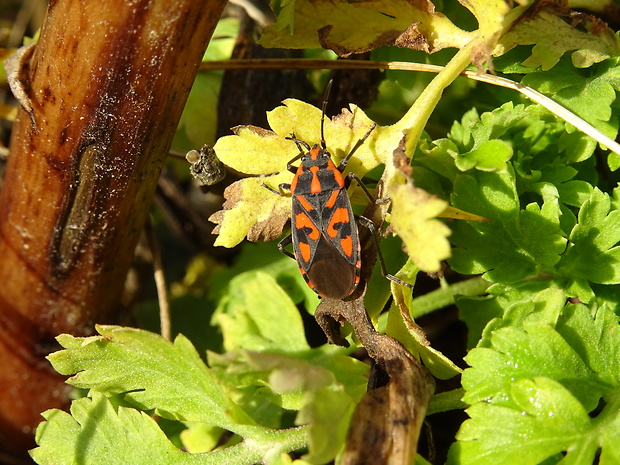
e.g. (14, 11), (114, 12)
(296, 388), (355, 464)
(449, 167), (566, 283)
(462, 321), (607, 411)
(456, 139), (513, 172)
(173, 18), (238, 150)
(457, 304), (620, 464)
(495, 6), (620, 70)
(390, 182), (451, 273)
(203, 17), (239, 62)
(213, 271), (310, 353)
(458, 304), (620, 464)
(457, 282), (564, 349)
(207, 345), (368, 465)
(446, 103), (543, 170)
(31, 392), (199, 465)
(180, 423), (225, 454)
(556, 303), (620, 388)
(31, 391), (309, 465)
(207, 241), (319, 312)
(558, 188), (620, 285)
(49, 326), (253, 430)
(522, 59), (620, 143)
(208, 344), (368, 410)
(448, 378), (599, 465)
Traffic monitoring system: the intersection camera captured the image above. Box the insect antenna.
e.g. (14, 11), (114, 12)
(320, 79), (334, 150)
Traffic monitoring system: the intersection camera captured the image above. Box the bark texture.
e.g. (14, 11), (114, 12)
(0, 0), (226, 457)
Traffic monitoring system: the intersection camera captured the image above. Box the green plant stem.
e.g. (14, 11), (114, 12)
(426, 388), (467, 415)
(410, 277), (491, 319)
(185, 426), (309, 464)
(392, 40), (476, 154)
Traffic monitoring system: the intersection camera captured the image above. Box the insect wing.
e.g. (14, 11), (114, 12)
(321, 188), (359, 268)
(291, 190), (361, 299)
(290, 194), (321, 273)
(306, 234), (359, 299)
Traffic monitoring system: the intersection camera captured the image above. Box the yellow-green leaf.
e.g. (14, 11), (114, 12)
(390, 183), (452, 273)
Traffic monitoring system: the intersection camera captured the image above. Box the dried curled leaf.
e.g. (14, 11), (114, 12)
(208, 175), (291, 247)
(259, 0), (472, 57)
(494, 2), (620, 70)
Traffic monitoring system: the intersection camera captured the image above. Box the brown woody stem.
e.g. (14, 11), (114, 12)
(0, 0), (226, 456)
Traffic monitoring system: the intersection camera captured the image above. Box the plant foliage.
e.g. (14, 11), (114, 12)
(29, 0), (620, 464)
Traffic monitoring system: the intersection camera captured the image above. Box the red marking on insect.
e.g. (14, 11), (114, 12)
(327, 207), (350, 238)
(298, 241), (312, 263)
(295, 212), (320, 241)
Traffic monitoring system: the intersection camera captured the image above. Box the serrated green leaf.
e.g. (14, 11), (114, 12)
(462, 302), (619, 418)
(558, 188), (620, 285)
(447, 102), (542, 167)
(463, 322), (606, 411)
(458, 282), (564, 349)
(449, 168), (566, 283)
(448, 378), (598, 465)
(50, 327), (253, 431)
(31, 392), (197, 465)
(31, 391), (309, 465)
(556, 304), (620, 388)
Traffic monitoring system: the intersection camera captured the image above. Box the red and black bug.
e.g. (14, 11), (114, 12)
(266, 83), (411, 299)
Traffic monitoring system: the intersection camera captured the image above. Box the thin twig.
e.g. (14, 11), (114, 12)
(200, 58), (620, 156)
(145, 218), (171, 341)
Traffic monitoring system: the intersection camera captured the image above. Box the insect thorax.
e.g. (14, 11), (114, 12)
(301, 146), (332, 168)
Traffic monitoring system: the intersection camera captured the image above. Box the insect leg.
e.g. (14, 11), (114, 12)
(285, 136), (309, 173)
(277, 234), (296, 260)
(344, 172), (380, 203)
(262, 182), (291, 196)
(356, 215), (413, 290)
(339, 122), (377, 171)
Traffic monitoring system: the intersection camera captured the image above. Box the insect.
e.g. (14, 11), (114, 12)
(266, 83), (411, 299)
